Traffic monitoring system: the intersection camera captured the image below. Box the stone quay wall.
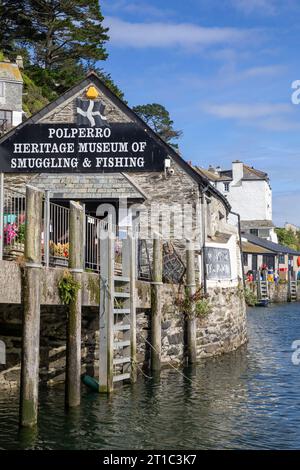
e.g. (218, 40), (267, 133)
(0, 262), (247, 390)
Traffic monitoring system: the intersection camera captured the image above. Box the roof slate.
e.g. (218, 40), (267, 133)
(0, 62), (23, 82)
(241, 232), (300, 255)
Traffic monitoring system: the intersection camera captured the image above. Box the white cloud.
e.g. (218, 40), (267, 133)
(202, 102), (291, 119)
(105, 16), (253, 48)
(231, 0), (278, 15)
(242, 65), (286, 77)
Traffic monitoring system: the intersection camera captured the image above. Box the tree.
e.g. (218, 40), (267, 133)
(0, 1), (36, 56)
(132, 103), (182, 147)
(23, 0), (109, 69)
(276, 228), (300, 251)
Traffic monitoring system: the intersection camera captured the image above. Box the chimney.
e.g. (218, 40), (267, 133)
(232, 160), (243, 183)
(16, 55), (24, 69)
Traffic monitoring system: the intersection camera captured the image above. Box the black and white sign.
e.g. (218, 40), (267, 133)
(205, 247), (231, 280)
(0, 123), (167, 173)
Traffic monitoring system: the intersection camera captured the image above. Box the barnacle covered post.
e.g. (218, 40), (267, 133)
(65, 201), (84, 408)
(20, 185), (43, 427)
(186, 239), (197, 364)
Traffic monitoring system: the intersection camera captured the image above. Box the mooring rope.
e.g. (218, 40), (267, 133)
(100, 273), (198, 386)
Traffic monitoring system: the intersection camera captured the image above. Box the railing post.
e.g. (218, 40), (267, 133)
(0, 173), (4, 260)
(20, 185), (43, 428)
(151, 236), (163, 371)
(43, 190), (50, 267)
(99, 219), (114, 393)
(186, 240), (197, 364)
(65, 201), (84, 408)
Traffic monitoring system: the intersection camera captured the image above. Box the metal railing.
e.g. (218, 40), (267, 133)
(47, 201), (70, 267)
(2, 187), (26, 258)
(0, 182), (150, 280)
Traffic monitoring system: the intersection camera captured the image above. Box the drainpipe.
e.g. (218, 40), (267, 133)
(200, 185), (210, 294)
(230, 210), (246, 290)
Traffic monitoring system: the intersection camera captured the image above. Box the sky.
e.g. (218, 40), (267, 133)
(99, 0), (300, 226)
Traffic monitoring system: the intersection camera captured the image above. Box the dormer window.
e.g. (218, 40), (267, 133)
(224, 182), (230, 192)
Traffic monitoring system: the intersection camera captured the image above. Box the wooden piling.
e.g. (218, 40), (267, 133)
(151, 236), (163, 371)
(20, 185), (43, 428)
(99, 221), (114, 393)
(65, 201), (84, 408)
(186, 241), (197, 364)
(122, 228), (137, 382)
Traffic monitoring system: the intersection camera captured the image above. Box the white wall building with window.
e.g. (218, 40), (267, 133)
(0, 56), (23, 134)
(194, 160), (278, 242)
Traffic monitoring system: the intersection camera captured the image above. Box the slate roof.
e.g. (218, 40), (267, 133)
(242, 241), (274, 254)
(241, 232), (300, 255)
(195, 163), (269, 182)
(0, 62), (23, 82)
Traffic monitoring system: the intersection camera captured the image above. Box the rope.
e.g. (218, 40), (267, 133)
(101, 273), (198, 386)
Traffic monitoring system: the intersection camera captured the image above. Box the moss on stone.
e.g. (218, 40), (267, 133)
(87, 276), (100, 305)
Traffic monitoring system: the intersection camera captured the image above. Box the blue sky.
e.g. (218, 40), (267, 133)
(99, 0), (300, 226)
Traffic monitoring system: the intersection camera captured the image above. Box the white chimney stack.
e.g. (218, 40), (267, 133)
(16, 55), (24, 69)
(232, 160), (243, 183)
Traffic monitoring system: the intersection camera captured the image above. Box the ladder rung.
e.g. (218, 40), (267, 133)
(113, 340), (130, 349)
(113, 373), (131, 383)
(114, 323), (130, 331)
(114, 276), (130, 283)
(114, 292), (130, 298)
(114, 308), (130, 314)
(113, 356), (131, 365)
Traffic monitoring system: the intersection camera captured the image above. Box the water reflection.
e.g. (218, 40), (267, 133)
(1, 303), (300, 449)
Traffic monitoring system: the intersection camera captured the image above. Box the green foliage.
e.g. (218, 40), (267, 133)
(5, 1), (109, 69)
(244, 288), (257, 307)
(275, 227), (300, 251)
(132, 103), (182, 147)
(17, 224), (26, 244)
(58, 270), (81, 305)
(177, 287), (211, 319)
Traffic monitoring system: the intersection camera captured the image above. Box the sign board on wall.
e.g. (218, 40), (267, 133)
(205, 247), (231, 280)
(0, 123), (167, 173)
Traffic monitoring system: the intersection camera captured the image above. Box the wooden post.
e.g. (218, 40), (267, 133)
(43, 190), (50, 268)
(20, 185), (43, 428)
(65, 201), (84, 408)
(0, 173), (4, 260)
(186, 240), (197, 364)
(151, 236), (163, 371)
(122, 228), (137, 382)
(99, 220), (114, 393)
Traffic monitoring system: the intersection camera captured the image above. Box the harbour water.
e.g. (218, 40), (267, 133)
(1, 302), (300, 450)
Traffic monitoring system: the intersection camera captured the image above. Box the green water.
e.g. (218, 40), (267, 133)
(1, 303), (300, 449)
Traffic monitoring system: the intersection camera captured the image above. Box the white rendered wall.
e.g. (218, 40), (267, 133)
(216, 179), (272, 221)
(12, 111), (22, 126)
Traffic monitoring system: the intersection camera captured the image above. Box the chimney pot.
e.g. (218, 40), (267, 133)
(16, 55), (24, 69)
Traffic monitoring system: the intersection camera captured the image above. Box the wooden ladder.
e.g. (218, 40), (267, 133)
(290, 280), (297, 302)
(99, 225), (136, 393)
(113, 276), (131, 383)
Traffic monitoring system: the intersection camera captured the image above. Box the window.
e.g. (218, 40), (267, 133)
(0, 82), (4, 97)
(250, 229), (258, 236)
(243, 253), (248, 265)
(224, 183), (230, 192)
(278, 254), (285, 264)
(0, 110), (12, 126)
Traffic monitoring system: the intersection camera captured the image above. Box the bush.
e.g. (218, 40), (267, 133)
(244, 288), (257, 307)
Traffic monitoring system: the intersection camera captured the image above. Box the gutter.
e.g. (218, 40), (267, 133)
(230, 211), (246, 289)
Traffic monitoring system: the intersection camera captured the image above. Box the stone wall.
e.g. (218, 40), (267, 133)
(246, 281), (300, 303)
(0, 281), (247, 390)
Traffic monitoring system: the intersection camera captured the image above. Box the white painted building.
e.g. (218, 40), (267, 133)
(195, 160), (278, 242)
(0, 56), (23, 135)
